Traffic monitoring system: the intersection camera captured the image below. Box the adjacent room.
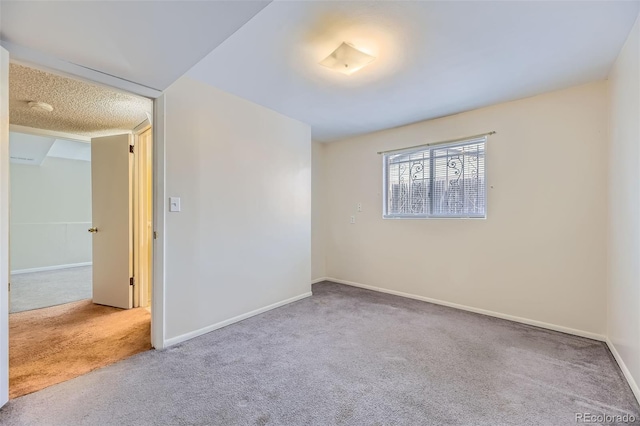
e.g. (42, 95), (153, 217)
(0, 1), (639, 425)
(10, 132), (92, 313)
(6, 63), (154, 399)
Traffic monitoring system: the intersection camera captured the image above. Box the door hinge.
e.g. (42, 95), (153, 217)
(130, 277), (135, 286)
(129, 144), (134, 154)
(153, 231), (158, 240)
(8, 282), (10, 291)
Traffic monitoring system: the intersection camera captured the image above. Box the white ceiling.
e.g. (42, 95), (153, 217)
(2, 1), (637, 142)
(0, 0), (271, 90)
(9, 133), (55, 165)
(187, 1), (640, 141)
(47, 139), (91, 162)
(10, 132), (90, 166)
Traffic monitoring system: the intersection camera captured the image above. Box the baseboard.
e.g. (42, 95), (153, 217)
(11, 262), (92, 275)
(606, 338), (640, 404)
(325, 277), (606, 342)
(311, 277), (328, 284)
(164, 292), (313, 347)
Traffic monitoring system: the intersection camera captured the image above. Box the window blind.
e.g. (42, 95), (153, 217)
(383, 137), (486, 218)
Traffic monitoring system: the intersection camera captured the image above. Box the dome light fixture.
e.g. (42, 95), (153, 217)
(28, 101), (54, 112)
(320, 42), (375, 76)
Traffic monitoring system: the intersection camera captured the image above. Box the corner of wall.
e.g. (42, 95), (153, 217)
(603, 7), (640, 404)
(311, 140), (327, 281)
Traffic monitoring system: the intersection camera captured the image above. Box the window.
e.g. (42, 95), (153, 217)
(383, 137), (486, 218)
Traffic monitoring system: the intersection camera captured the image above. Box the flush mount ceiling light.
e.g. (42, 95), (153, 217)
(28, 101), (53, 112)
(320, 42), (376, 76)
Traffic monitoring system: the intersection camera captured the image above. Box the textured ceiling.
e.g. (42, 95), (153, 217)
(9, 64), (151, 137)
(188, 1), (640, 142)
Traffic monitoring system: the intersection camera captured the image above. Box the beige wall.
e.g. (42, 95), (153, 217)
(10, 156), (92, 271)
(312, 141), (326, 280)
(607, 14), (640, 399)
(164, 76), (311, 341)
(322, 81), (608, 337)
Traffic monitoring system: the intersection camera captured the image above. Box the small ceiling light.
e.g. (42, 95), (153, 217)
(320, 42), (375, 76)
(28, 101), (54, 112)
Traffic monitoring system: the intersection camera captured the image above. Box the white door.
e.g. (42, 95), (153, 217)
(90, 134), (133, 309)
(0, 46), (10, 408)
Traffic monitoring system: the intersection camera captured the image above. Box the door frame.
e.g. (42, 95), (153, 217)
(152, 94), (166, 350)
(132, 120), (152, 309)
(0, 47), (168, 409)
(0, 46), (10, 408)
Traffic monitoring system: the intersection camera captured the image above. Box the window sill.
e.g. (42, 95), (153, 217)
(382, 215), (486, 220)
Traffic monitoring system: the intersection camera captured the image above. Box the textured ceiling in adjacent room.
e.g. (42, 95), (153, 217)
(9, 64), (151, 137)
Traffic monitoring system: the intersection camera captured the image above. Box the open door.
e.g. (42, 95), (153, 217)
(0, 46), (10, 408)
(90, 134), (133, 309)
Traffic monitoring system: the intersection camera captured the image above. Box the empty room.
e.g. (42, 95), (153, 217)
(0, 1), (639, 425)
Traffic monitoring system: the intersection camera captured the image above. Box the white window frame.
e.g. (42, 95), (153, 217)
(382, 137), (487, 219)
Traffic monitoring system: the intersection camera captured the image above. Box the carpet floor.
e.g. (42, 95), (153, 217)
(9, 299), (151, 399)
(10, 266), (92, 313)
(0, 282), (638, 425)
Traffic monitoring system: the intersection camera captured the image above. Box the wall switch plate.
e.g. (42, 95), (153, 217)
(169, 197), (181, 212)
(350, 215), (356, 224)
(357, 203), (362, 212)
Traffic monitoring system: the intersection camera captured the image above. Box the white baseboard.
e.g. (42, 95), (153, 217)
(164, 292), (313, 347)
(325, 277), (606, 342)
(11, 262), (92, 275)
(606, 338), (640, 404)
(311, 277), (328, 284)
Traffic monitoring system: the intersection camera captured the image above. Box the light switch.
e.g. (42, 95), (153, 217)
(357, 203), (362, 212)
(350, 215), (356, 224)
(169, 197), (181, 212)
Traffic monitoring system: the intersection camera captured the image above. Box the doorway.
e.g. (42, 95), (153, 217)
(9, 132), (92, 313)
(6, 63), (155, 398)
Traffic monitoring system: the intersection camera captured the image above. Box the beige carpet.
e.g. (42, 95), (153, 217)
(9, 299), (151, 399)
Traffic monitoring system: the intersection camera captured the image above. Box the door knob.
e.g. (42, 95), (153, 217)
(88, 227), (98, 233)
